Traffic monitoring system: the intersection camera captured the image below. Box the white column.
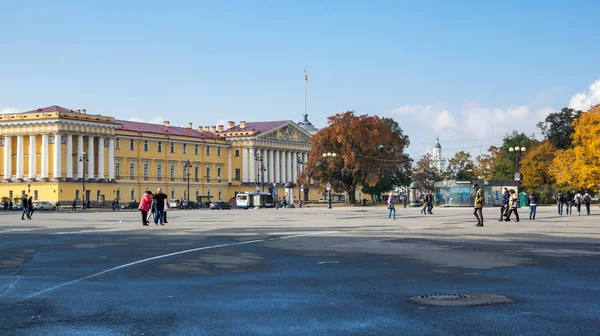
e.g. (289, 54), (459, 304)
(66, 134), (73, 178)
(3, 136), (11, 180)
(97, 137), (105, 179)
(77, 135), (84, 179)
(227, 147), (232, 183)
(242, 147), (248, 182)
(29, 135), (36, 179)
(261, 148), (267, 183)
(281, 150), (286, 182)
(293, 151), (299, 182)
(274, 150), (280, 183)
(249, 148), (255, 183)
(108, 138), (115, 180)
(87, 136), (95, 179)
(269, 149), (275, 183)
(287, 151), (293, 182)
(41, 134), (49, 179)
(16, 135), (24, 179)
(53, 134), (61, 179)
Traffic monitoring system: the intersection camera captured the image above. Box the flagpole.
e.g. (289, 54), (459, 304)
(304, 72), (307, 119)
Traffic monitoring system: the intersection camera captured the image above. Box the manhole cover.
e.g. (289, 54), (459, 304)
(409, 293), (513, 307)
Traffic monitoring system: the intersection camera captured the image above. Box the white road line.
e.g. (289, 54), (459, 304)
(23, 231), (335, 300)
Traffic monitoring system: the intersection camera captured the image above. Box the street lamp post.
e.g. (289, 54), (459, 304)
(508, 146), (527, 193)
(79, 152), (89, 209)
(297, 154), (303, 203)
(255, 152), (266, 192)
(322, 152), (337, 209)
(184, 160), (192, 203)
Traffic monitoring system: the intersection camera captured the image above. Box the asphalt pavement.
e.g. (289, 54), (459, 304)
(1, 206), (599, 335)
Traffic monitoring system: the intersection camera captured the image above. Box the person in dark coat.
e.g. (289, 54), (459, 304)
(499, 188), (509, 222)
(21, 195), (29, 220)
(27, 196), (34, 219)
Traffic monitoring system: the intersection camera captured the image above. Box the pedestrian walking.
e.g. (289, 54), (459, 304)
(529, 191), (538, 220)
(565, 192), (573, 215)
(27, 196), (34, 219)
(574, 191), (582, 216)
(420, 194), (428, 215)
(163, 199), (169, 223)
(9, 200), (13, 210)
(403, 197), (407, 208)
(499, 188), (509, 222)
(21, 195), (29, 220)
(505, 189), (520, 222)
(71, 198), (77, 212)
(583, 191), (592, 215)
(138, 191), (152, 226)
(427, 191), (434, 214)
(473, 184), (484, 226)
(387, 192), (396, 220)
(152, 188), (167, 225)
(555, 191), (564, 215)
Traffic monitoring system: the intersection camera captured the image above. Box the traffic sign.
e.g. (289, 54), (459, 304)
(255, 186), (260, 192)
(514, 172), (521, 179)
(326, 183), (331, 191)
(514, 177), (521, 181)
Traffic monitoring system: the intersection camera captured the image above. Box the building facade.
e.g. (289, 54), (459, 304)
(0, 106), (320, 205)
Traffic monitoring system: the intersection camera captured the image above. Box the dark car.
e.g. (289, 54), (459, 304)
(210, 201), (231, 210)
(183, 201), (201, 209)
(121, 201), (139, 209)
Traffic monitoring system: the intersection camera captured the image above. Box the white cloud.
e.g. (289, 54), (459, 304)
(569, 80), (600, 111)
(128, 116), (165, 124)
(0, 107), (22, 115)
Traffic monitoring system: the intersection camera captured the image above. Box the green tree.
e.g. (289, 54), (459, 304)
(536, 107), (583, 149)
(412, 153), (442, 191)
(444, 151), (476, 181)
(493, 131), (540, 180)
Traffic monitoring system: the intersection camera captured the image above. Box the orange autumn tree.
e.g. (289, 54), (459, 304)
(474, 146), (502, 180)
(305, 111), (408, 203)
(520, 141), (557, 189)
(556, 104), (600, 191)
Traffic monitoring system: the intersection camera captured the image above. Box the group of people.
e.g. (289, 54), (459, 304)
(554, 191), (592, 216)
(20, 195), (35, 220)
(138, 188), (169, 226)
(420, 191), (435, 215)
(497, 187), (534, 223)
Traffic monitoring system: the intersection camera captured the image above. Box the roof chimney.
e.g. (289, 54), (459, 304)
(163, 121), (170, 127)
(228, 121), (235, 128)
(210, 126), (217, 133)
(240, 121), (246, 129)
(81, 109), (86, 114)
(217, 125), (224, 132)
(198, 126), (203, 132)
(204, 126), (210, 132)
(188, 122), (193, 128)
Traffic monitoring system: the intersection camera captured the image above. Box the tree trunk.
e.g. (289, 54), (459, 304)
(347, 186), (356, 204)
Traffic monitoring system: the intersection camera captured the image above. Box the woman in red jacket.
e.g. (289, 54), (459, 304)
(138, 191), (153, 226)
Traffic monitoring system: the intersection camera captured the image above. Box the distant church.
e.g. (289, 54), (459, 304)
(432, 137), (446, 172)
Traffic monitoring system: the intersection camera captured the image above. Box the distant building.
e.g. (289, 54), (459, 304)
(432, 137), (446, 172)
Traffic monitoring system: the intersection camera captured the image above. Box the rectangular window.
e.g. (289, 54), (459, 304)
(184, 191), (188, 200)
(194, 165), (199, 182)
(115, 161), (120, 178)
(183, 144), (187, 154)
(34, 190), (39, 200)
(170, 163), (175, 181)
(131, 189), (135, 201)
(218, 190), (222, 201)
(206, 167), (211, 182)
(234, 168), (241, 181)
(97, 190), (101, 201)
(143, 161), (149, 180)
(129, 162), (135, 179)
(157, 162), (162, 181)
(217, 147), (221, 156)
(235, 149), (240, 157)
(206, 146), (210, 156)
(115, 138), (120, 149)
(217, 167), (222, 180)
(183, 166), (187, 180)
(170, 142), (175, 153)
(158, 142), (162, 152)
(196, 190), (199, 199)
(144, 140), (148, 152)
(130, 139), (135, 151)
(76, 190), (80, 200)
(194, 145), (199, 155)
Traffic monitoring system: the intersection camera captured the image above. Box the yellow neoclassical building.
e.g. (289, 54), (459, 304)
(0, 105), (320, 205)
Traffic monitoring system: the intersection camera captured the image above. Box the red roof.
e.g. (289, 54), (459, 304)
(117, 119), (219, 139)
(223, 120), (291, 134)
(24, 105), (81, 114)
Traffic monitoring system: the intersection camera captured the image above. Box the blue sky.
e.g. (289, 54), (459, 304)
(1, 0), (599, 160)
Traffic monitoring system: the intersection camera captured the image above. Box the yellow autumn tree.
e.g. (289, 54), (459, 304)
(520, 141), (557, 189)
(550, 148), (575, 186)
(570, 104), (600, 190)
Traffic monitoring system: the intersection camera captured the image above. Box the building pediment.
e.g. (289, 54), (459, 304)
(258, 122), (312, 143)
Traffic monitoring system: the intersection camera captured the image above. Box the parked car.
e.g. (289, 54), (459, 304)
(169, 199), (182, 209)
(32, 201), (57, 211)
(210, 201), (232, 210)
(121, 201), (140, 209)
(182, 200), (200, 209)
(12, 204), (23, 210)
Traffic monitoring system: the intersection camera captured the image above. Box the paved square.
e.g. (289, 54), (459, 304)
(1, 206), (600, 335)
